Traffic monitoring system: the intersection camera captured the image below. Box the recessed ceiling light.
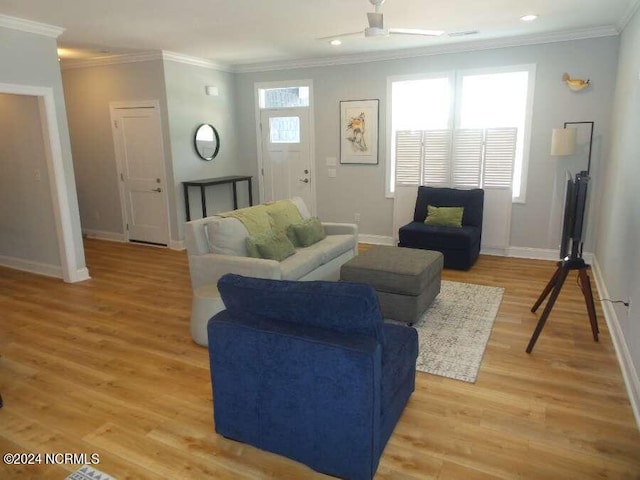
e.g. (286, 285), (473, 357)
(520, 14), (538, 22)
(330, 39), (342, 46)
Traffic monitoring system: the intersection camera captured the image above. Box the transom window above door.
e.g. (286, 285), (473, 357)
(258, 86), (310, 109)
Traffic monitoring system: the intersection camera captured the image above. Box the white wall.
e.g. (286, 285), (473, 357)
(595, 7), (640, 415)
(62, 59), (242, 244)
(162, 60), (244, 240)
(234, 37), (620, 251)
(0, 25), (86, 278)
(62, 60), (174, 239)
(0, 94), (60, 266)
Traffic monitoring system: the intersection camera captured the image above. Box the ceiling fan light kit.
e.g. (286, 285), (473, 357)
(520, 14), (539, 22)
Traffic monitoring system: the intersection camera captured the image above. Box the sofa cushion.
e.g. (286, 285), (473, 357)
(206, 217), (249, 256)
(399, 221), (480, 250)
(290, 196), (311, 219)
(302, 234), (357, 265)
(280, 248), (324, 280)
(217, 274), (386, 345)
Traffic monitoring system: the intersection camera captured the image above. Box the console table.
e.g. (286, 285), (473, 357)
(183, 175), (253, 221)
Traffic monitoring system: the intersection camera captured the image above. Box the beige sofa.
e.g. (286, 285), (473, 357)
(184, 197), (358, 345)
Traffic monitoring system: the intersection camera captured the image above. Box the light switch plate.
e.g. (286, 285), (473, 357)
(328, 168), (337, 178)
(326, 157), (337, 166)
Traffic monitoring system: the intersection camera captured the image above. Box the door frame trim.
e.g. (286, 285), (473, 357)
(0, 82), (90, 283)
(253, 80), (316, 215)
(109, 99), (170, 245)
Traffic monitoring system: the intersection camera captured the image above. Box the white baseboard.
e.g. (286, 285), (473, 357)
(505, 246), (559, 260)
(68, 267), (91, 283)
(377, 241), (595, 264)
(169, 240), (185, 251)
(591, 257), (640, 430)
(481, 246), (510, 257)
(83, 229), (126, 243)
(484, 245), (594, 264)
(0, 254), (62, 279)
(358, 234), (395, 246)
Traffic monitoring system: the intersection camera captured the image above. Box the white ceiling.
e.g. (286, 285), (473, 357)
(0, 0), (638, 69)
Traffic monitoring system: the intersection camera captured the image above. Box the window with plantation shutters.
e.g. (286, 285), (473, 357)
(389, 65), (535, 201)
(394, 131), (422, 186)
(483, 127), (517, 188)
(394, 127), (517, 189)
(422, 130), (451, 187)
(452, 129), (483, 187)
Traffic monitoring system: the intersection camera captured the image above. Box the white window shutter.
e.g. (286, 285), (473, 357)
(484, 127), (517, 188)
(452, 129), (483, 187)
(394, 127), (515, 191)
(422, 129), (452, 186)
(395, 130), (422, 186)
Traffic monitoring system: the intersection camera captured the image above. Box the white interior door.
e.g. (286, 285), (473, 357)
(111, 102), (169, 246)
(260, 108), (314, 212)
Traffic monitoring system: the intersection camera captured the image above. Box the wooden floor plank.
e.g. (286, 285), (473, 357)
(0, 239), (639, 479)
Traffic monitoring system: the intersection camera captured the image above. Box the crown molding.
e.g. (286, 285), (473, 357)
(61, 51), (163, 70)
(0, 14), (64, 38)
(60, 49), (233, 72)
(232, 25), (620, 74)
(617, 0), (640, 31)
(161, 51), (232, 72)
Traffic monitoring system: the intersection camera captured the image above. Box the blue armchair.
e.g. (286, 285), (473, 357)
(398, 186), (484, 270)
(208, 274), (419, 480)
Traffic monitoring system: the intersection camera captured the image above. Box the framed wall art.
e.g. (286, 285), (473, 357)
(339, 99), (379, 165)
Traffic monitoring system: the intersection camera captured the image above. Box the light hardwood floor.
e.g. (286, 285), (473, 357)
(1, 239), (639, 479)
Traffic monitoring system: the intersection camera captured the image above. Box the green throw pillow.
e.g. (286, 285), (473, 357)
(425, 205), (464, 227)
(246, 231), (295, 262)
(285, 224), (302, 247)
(290, 217), (326, 247)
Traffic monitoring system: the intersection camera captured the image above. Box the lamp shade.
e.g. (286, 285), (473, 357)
(551, 128), (577, 156)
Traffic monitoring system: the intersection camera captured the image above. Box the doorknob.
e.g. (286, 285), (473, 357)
(152, 187), (162, 192)
(299, 179), (309, 184)
(304, 169), (309, 174)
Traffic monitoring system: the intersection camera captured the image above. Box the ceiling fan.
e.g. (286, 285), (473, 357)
(321, 0), (444, 41)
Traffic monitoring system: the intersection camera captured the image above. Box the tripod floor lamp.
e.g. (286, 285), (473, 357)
(526, 121), (598, 353)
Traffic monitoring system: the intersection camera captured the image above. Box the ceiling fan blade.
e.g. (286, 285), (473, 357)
(317, 31), (364, 41)
(367, 12), (384, 29)
(388, 27), (444, 37)
(389, 28), (444, 37)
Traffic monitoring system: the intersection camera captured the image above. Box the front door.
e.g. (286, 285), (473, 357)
(260, 108), (314, 212)
(111, 102), (169, 246)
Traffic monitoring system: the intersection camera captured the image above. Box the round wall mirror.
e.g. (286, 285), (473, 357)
(194, 123), (220, 161)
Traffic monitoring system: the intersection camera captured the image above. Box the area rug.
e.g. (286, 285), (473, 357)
(399, 280), (504, 383)
(65, 465), (116, 480)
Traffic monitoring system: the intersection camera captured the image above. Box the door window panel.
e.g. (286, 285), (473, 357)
(270, 117), (300, 144)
